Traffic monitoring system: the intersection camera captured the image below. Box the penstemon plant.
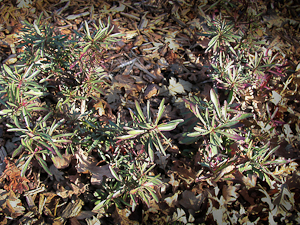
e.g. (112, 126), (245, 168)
(209, 55), (253, 95)
(8, 112), (73, 176)
(93, 158), (162, 211)
(17, 13), (73, 72)
(205, 15), (241, 55)
(0, 64), (47, 123)
(182, 89), (252, 157)
(238, 141), (288, 186)
(70, 17), (123, 71)
(117, 99), (183, 161)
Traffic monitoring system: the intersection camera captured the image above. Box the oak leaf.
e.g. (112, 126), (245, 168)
(75, 149), (113, 185)
(168, 77), (185, 96)
(179, 190), (207, 212)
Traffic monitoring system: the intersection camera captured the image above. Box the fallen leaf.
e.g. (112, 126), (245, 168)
(106, 87), (122, 103)
(2, 158), (29, 194)
(222, 183), (240, 204)
(178, 78), (193, 92)
(144, 84), (159, 99)
(168, 77), (185, 96)
(155, 151), (170, 170)
(52, 154), (72, 169)
(272, 183), (295, 216)
(171, 208), (187, 223)
(113, 75), (142, 96)
(164, 192), (179, 208)
(165, 36), (180, 51)
(16, 0), (32, 8)
(49, 165), (64, 182)
(94, 99), (106, 116)
(179, 190), (207, 212)
(270, 91), (282, 105)
(86, 216), (102, 225)
(75, 149), (114, 185)
(171, 160), (195, 184)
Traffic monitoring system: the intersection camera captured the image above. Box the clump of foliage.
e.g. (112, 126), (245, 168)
(17, 13), (73, 72)
(94, 159), (162, 211)
(0, 3), (298, 223)
(182, 88), (252, 157)
(117, 99), (183, 161)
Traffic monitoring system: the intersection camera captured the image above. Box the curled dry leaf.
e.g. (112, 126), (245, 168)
(1, 158), (30, 194)
(52, 154), (72, 169)
(171, 160), (195, 184)
(168, 77), (185, 96)
(144, 84), (159, 99)
(86, 216), (101, 225)
(222, 183), (240, 204)
(168, 173), (180, 193)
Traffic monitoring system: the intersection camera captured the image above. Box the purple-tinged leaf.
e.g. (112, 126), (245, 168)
(217, 130), (245, 141)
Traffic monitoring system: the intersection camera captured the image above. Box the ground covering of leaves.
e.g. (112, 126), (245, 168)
(1, 0), (300, 224)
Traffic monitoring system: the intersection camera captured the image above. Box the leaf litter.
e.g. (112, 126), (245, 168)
(0, 0), (300, 224)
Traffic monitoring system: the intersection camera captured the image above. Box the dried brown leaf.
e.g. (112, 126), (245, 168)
(52, 154), (72, 169)
(179, 190), (207, 212)
(49, 165), (64, 182)
(164, 192), (179, 208)
(222, 183), (240, 204)
(2, 158), (29, 194)
(75, 149), (113, 185)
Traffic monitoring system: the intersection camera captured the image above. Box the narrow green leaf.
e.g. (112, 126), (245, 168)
(84, 21), (92, 40)
(193, 127), (211, 135)
(22, 107), (30, 128)
(109, 165), (121, 181)
(93, 199), (107, 211)
(12, 145), (23, 158)
(157, 119), (183, 131)
(155, 98), (165, 125)
(135, 100), (146, 123)
(128, 130), (146, 136)
(187, 131), (203, 137)
(36, 155), (52, 175)
(210, 89), (221, 118)
(21, 155), (34, 177)
(217, 130), (245, 141)
(148, 139), (155, 162)
(232, 113), (253, 121)
(117, 134), (136, 140)
(82, 44), (91, 53)
(52, 133), (73, 139)
(216, 120), (239, 129)
(7, 128), (28, 133)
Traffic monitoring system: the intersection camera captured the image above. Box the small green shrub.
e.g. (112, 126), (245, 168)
(182, 89), (252, 157)
(117, 99), (183, 161)
(93, 158), (162, 211)
(17, 13), (73, 72)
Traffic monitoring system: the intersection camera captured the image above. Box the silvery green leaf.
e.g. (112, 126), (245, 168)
(210, 89), (221, 118)
(128, 130), (146, 135)
(155, 98), (165, 125)
(21, 155), (34, 177)
(157, 119), (183, 131)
